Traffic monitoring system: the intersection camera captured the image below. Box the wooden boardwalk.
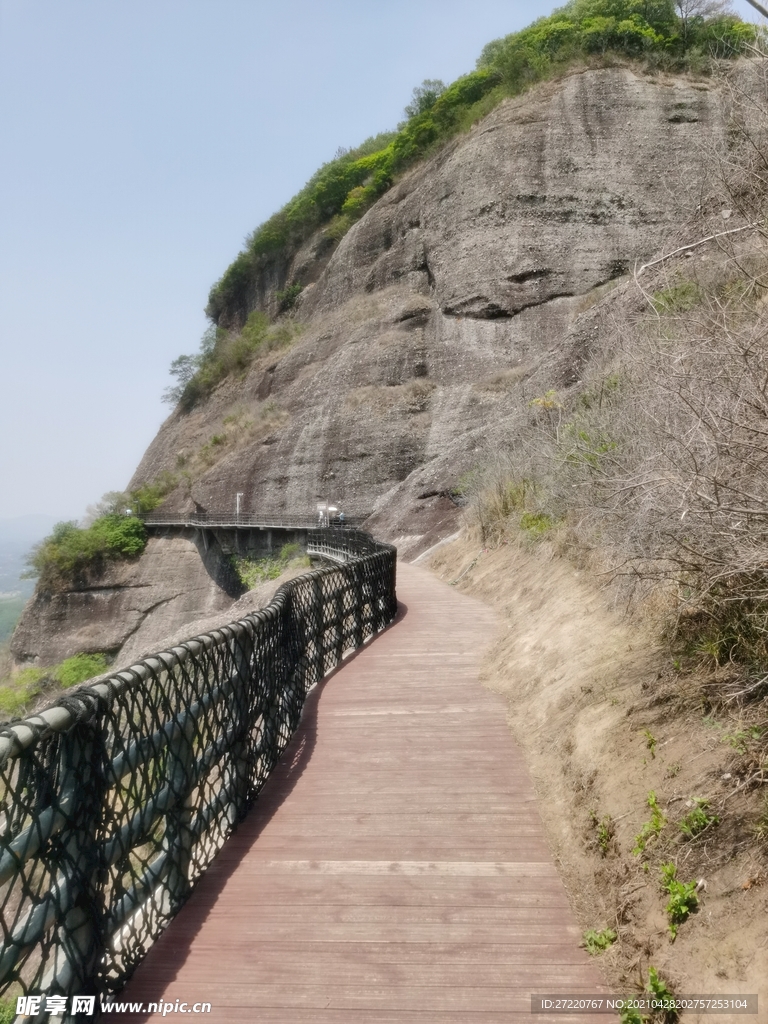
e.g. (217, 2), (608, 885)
(120, 563), (608, 1023)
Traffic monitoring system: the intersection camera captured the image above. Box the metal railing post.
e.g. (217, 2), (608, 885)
(50, 719), (107, 1002)
(352, 562), (364, 648)
(231, 628), (254, 817)
(333, 576), (345, 665)
(163, 714), (196, 912)
(310, 576), (325, 682)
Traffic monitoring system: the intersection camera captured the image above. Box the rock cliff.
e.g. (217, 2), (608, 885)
(13, 65), (729, 668)
(131, 68), (723, 555)
(11, 534), (238, 667)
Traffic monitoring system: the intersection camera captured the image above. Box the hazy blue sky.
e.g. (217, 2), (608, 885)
(0, 0), (760, 521)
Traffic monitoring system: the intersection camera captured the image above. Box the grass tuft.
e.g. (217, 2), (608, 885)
(231, 543), (309, 591)
(633, 791), (667, 856)
(583, 927), (617, 955)
(0, 652), (111, 721)
(660, 862), (699, 940)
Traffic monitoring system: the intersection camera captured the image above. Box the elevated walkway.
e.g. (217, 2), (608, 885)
(120, 563), (606, 1023)
(140, 513), (371, 560)
(140, 513), (370, 530)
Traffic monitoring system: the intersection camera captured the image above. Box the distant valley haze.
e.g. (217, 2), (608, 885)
(0, 515), (58, 641)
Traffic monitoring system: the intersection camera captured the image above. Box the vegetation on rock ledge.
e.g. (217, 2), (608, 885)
(163, 315), (301, 411)
(0, 652), (111, 721)
(231, 543), (309, 591)
(26, 476), (177, 590)
(203, 0), (756, 331)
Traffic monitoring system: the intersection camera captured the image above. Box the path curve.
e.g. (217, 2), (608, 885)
(120, 562), (607, 1022)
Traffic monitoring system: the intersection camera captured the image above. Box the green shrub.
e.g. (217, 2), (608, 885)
(275, 282), (303, 312)
(0, 652), (111, 720)
(647, 966), (678, 1022)
(660, 861), (699, 939)
(633, 791), (667, 855)
(55, 653), (110, 687)
(0, 665), (45, 716)
(678, 797), (718, 838)
(130, 472), (178, 513)
(279, 541), (302, 560)
(233, 556), (285, 589)
(616, 965), (677, 1022)
(232, 545), (310, 591)
(91, 515), (147, 557)
(619, 1008), (644, 1024)
(473, 476), (532, 540)
(26, 515), (148, 589)
(583, 927), (617, 954)
(167, 315), (302, 410)
(520, 511), (554, 537)
(590, 810), (615, 856)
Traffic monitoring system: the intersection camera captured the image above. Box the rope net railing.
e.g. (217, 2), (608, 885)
(0, 529), (396, 1014)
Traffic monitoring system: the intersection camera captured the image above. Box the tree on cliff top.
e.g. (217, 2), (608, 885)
(403, 79), (447, 119)
(675, 0), (733, 40)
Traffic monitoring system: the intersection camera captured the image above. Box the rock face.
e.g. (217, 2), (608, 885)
(131, 68), (723, 555)
(13, 66), (729, 668)
(11, 534), (239, 668)
(305, 70), (713, 319)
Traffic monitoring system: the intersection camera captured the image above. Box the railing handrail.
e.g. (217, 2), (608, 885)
(139, 511), (371, 530)
(0, 527), (397, 1009)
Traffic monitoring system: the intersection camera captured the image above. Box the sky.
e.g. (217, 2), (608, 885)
(0, 0), (762, 522)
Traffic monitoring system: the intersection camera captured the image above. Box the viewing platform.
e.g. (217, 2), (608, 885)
(139, 511), (370, 530)
(139, 511), (373, 559)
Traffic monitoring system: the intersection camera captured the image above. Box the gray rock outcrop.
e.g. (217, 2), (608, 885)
(11, 534), (238, 667)
(132, 68), (723, 555)
(12, 66), (730, 668)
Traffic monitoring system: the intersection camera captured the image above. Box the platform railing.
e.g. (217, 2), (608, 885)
(0, 529), (396, 1015)
(140, 511), (370, 530)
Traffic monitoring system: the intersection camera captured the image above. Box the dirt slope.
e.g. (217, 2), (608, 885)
(429, 535), (768, 1020)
